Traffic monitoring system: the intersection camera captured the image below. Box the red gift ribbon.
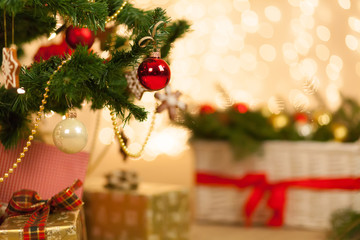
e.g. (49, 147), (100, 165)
(3, 179), (83, 240)
(196, 172), (360, 227)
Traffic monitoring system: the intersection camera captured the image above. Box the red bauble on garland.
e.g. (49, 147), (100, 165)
(65, 26), (95, 49)
(294, 112), (308, 123)
(137, 53), (171, 91)
(199, 104), (216, 114)
(233, 103), (248, 113)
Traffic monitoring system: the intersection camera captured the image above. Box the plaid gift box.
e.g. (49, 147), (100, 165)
(0, 208), (86, 240)
(0, 140), (89, 203)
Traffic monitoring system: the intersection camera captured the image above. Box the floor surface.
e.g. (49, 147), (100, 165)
(191, 223), (327, 240)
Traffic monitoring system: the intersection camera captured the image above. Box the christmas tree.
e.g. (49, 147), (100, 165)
(0, 0), (190, 150)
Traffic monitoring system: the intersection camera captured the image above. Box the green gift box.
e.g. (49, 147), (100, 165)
(83, 178), (190, 240)
(0, 209), (86, 240)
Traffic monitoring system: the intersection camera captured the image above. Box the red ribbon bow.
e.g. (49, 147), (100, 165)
(4, 179), (83, 240)
(196, 172), (360, 226)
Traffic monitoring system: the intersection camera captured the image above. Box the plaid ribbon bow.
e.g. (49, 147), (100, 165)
(4, 179), (83, 240)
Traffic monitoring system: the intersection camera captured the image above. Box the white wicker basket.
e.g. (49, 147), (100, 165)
(192, 140), (269, 224)
(263, 140), (360, 229)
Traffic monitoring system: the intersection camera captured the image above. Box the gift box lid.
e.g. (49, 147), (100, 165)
(84, 177), (189, 196)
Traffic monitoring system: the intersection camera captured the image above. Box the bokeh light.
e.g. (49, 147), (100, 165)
(316, 25), (331, 42)
(345, 34), (359, 50)
(348, 17), (360, 32)
(259, 44), (277, 62)
(265, 6), (282, 22)
(315, 44), (330, 61)
(338, 0), (351, 10)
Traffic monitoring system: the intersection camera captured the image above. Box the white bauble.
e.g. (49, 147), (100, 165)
(53, 118), (88, 154)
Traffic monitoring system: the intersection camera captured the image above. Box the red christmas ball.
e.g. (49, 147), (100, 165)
(294, 112), (308, 123)
(200, 104), (216, 114)
(233, 103), (248, 113)
(65, 26), (95, 49)
(137, 57), (171, 91)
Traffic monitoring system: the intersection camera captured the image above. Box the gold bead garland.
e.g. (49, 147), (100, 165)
(105, 1), (128, 24)
(0, 58), (70, 183)
(110, 108), (156, 158)
(106, 0), (157, 158)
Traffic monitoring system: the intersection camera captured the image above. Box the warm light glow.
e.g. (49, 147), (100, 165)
(222, 55), (241, 74)
(239, 52), (257, 71)
(147, 128), (189, 156)
(330, 55), (344, 70)
(185, 2), (205, 20)
(317, 113), (331, 126)
(345, 34), (359, 50)
(264, 6), (282, 22)
(294, 33), (313, 55)
(282, 43), (298, 64)
(99, 128), (114, 145)
(316, 25), (331, 42)
(326, 63), (340, 80)
(231, 90), (252, 104)
(288, 0), (300, 7)
(259, 44), (277, 62)
(315, 44), (330, 61)
(289, 89), (310, 111)
(326, 84), (341, 111)
(233, 0), (250, 12)
(296, 123), (313, 137)
(102, 107), (112, 122)
(258, 22), (274, 39)
(290, 64), (303, 80)
(299, 0), (316, 15)
(338, 0), (351, 9)
(202, 53), (221, 72)
(272, 114), (289, 129)
(299, 58), (318, 78)
(333, 125), (348, 141)
(17, 87), (26, 94)
(348, 16), (360, 33)
(241, 10), (259, 32)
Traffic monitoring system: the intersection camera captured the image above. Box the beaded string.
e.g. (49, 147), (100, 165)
(105, 0), (157, 158)
(110, 108), (156, 158)
(0, 58), (70, 183)
(105, 1), (127, 24)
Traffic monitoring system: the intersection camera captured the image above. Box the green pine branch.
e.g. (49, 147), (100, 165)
(0, 1), (191, 148)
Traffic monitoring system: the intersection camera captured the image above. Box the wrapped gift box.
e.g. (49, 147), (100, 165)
(192, 140), (270, 225)
(0, 209), (86, 240)
(263, 140), (360, 229)
(83, 178), (190, 240)
(0, 140), (89, 202)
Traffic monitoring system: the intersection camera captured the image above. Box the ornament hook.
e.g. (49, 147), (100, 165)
(138, 21), (165, 49)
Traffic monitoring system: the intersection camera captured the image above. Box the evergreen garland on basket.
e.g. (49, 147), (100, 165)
(327, 209), (360, 240)
(178, 95), (360, 159)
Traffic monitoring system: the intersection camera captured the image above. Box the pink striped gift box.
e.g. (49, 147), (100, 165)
(0, 140), (89, 203)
